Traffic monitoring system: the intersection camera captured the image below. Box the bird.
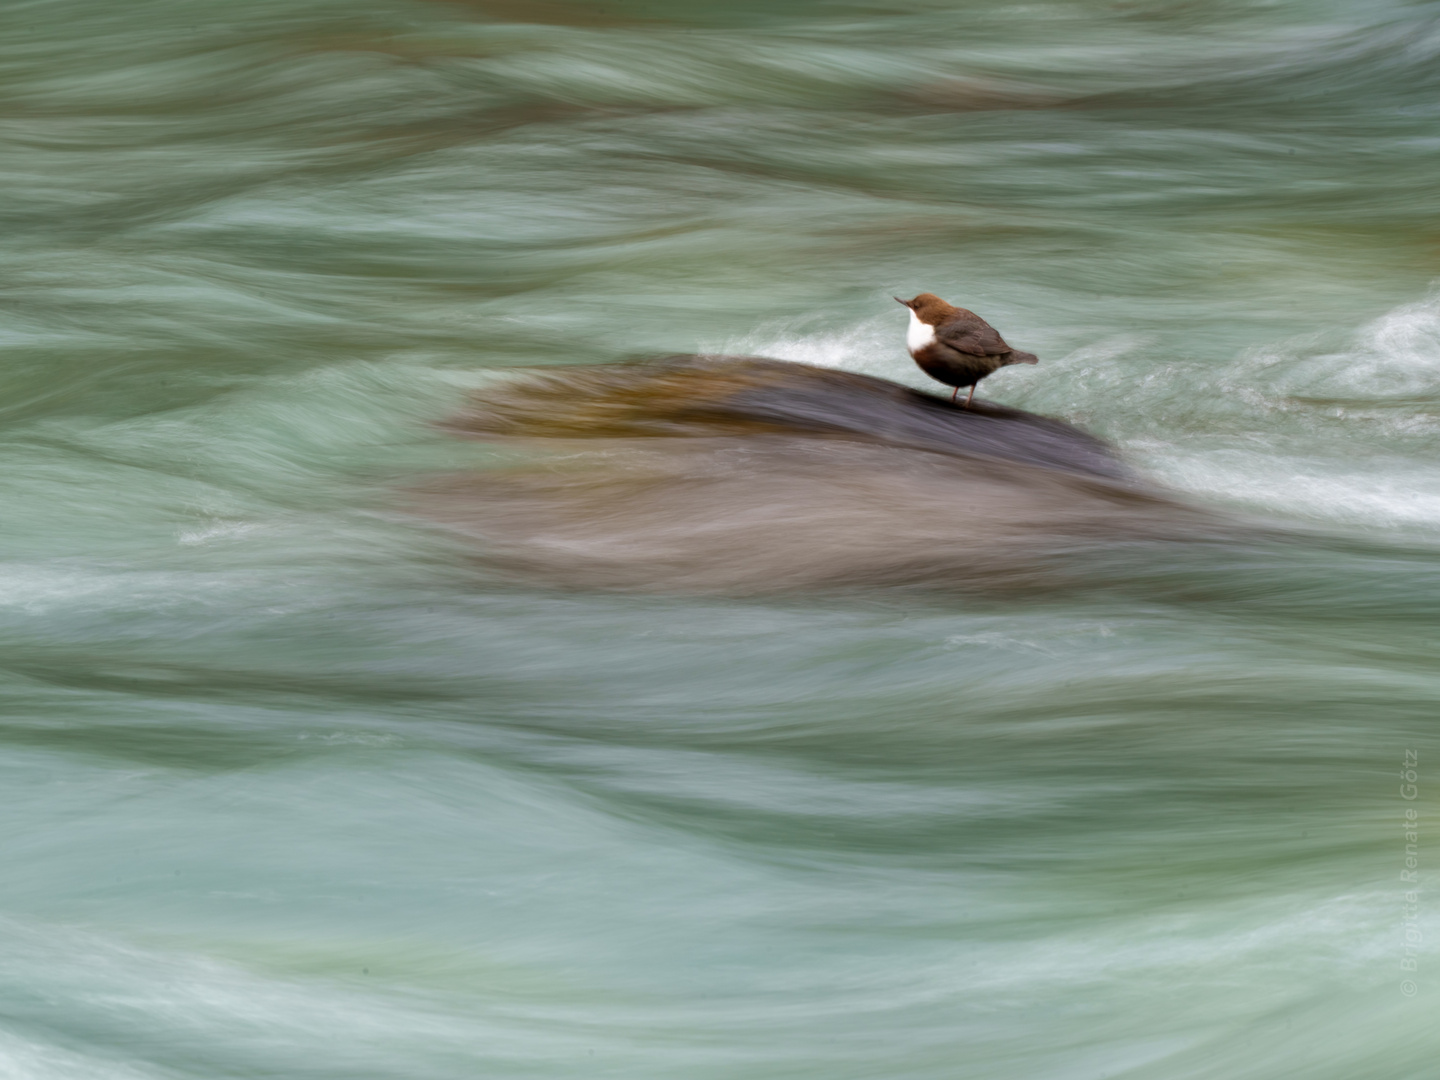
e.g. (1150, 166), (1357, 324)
(895, 293), (1038, 408)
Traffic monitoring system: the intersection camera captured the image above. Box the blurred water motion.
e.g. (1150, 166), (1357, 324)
(3, 0), (1440, 1078)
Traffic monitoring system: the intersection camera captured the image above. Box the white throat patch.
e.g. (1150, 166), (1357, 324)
(905, 308), (935, 352)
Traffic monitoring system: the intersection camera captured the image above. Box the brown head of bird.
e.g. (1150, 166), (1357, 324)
(896, 293), (961, 328)
(894, 292), (1038, 408)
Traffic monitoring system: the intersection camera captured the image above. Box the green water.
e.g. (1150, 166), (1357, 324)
(3, 0), (1439, 1076)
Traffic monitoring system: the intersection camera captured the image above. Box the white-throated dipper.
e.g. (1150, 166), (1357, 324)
(896, 293), (1039, 407)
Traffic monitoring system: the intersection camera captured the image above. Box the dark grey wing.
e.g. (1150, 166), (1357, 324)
(935, 316), (1012, 357)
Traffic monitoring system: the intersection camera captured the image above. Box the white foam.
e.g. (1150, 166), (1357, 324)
(1143, 448), (1440, 528)
(1247, 288), (1440, 400)
(711, 314), (918, 384)
(1139, 289), (1440, 526)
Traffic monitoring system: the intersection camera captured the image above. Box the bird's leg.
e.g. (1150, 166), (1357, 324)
(964, 385), (975, 408)
(951, 387), (959, 404)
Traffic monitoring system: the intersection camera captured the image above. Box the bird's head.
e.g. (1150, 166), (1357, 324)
(894, 293), (957, 326)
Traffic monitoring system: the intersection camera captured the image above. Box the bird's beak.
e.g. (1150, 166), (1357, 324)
(893, 296), (909, 307)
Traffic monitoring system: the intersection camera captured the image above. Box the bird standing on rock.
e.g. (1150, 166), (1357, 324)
(896, 293), (1039, 407)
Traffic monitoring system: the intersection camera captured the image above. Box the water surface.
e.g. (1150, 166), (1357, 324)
(2, 0), (1439, 1076)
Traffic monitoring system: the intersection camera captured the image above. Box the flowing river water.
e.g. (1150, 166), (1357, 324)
(3, 0), (1439, 1076)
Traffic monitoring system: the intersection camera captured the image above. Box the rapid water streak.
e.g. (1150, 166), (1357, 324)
(2, 0), (1440, 1077)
